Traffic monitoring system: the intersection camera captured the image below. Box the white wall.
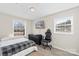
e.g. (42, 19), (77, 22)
(0, 13), (32, 39)
(52, 7), (79, 54)
(32, 6), (79, 55)
(32, 16), (53, 36)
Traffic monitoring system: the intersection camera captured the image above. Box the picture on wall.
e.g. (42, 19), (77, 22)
(35, 20), (45, 29)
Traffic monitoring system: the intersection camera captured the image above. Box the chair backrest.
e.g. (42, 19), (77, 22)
(45, 29), (52, 42)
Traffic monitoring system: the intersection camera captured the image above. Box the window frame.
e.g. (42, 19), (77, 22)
(13, 20), (26, 36)
(54, 16), (73, 34)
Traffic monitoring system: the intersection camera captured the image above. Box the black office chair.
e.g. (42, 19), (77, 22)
(41, 29), (52, 50)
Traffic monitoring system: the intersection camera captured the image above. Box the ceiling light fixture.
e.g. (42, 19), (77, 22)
(29, 7), (35, 12)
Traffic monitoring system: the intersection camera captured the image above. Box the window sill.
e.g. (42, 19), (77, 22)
(54, 32), (73, 34)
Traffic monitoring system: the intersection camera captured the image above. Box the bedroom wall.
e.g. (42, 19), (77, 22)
(32, 6), (79, 55)
(0, 12), (32, 39)
(32, 15), (53, 36)
(52, 7), (79, 55)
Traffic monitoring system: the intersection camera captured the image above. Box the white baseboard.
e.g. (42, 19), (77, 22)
(53, 45), (79, 56)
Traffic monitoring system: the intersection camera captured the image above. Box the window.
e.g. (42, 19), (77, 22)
(13, 20), (26, 36)
(54, 16), (73, 34)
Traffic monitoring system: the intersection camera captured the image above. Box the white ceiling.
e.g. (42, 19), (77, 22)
(0, 3), (79, 20)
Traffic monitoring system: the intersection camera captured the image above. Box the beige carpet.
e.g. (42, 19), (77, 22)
(29, 45), (53, 56)
(28, 45), (77, 56)
(31, 49), (52, 56)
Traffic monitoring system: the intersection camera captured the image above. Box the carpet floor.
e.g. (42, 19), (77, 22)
(28, 45), (78, 56)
